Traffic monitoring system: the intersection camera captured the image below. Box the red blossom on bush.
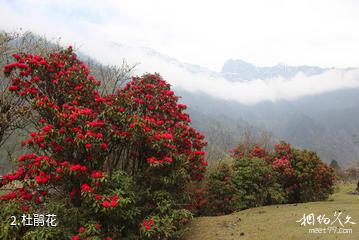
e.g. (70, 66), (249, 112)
(229, 141), (335, 203)
(142, 218), (155, 231)
(78, 226), (86, 233)
(81, 183), (92, 193)
(95, 223), (101, 230)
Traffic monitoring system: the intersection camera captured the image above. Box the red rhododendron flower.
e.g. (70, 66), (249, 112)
(100, 142), (108, 150)
(102, 200), (110, 208)
(9, 85), (19, 91)
(110, 200), (118, 207)
(95, 223), (101, 230)
(81, 183), (92, 193)
(91, 171), (103, 178)
(22, 205), (30, 213)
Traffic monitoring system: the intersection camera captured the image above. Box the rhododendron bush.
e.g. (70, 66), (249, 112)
(192, 161), (239, 216)
(231, 142), (335, 203)
(195, 142), (335, 216)
(0, 47), (207, 239)
(193, 157), (285, 216)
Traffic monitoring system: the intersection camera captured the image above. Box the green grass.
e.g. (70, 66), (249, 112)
(184, 184), (359, 240)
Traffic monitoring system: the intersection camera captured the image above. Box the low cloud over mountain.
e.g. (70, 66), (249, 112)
(105, 43), (359, 105)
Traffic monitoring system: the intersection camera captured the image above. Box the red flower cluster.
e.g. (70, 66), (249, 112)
(142, 218), (155, 231)
(98, 194), (119, 208)
(81, 183), (92, 193)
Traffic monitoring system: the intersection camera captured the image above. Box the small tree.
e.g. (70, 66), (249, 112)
(329, 159), (343, 181)
(0, 32), (32, 148)
(329, 159), (340, 170)
(0, 47), (207, 239)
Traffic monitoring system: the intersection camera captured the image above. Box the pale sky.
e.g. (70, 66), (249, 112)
(1, 0), (359, 71)
(1, 0), (359, 104)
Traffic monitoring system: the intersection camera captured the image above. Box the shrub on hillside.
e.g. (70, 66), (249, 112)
(0, 47), (207, 239)
(232, 142), (335, 203)
(195, 142), (335, 217)
(231, 156), (286, 209)
(193, 160), (238, 216)
(273, 147), (335, 202)
(194, 157), (285, 216)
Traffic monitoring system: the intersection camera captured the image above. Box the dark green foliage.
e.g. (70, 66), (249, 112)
(232, 157), (286, 209)
(139, 191), (192, 239)
(196, 158), (285, 216)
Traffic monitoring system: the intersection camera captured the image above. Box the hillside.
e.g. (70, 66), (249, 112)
(184, 184), (359, 240)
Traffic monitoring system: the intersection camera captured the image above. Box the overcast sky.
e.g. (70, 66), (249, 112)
(1, 0), (359, 104)
(1, 0), (359, 71)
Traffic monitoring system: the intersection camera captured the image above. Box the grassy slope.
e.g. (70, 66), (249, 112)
(184, 184), (359, 240)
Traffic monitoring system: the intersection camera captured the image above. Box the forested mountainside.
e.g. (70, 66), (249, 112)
(179, 88), (359, 166)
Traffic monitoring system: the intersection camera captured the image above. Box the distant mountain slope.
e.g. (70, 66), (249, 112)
(180, 89), (359, 166)
(221, 59), (329, 81)
(109, 42), (222, 79)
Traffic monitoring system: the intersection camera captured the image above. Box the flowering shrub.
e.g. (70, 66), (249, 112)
(193, 160), (238, 216)
(231, 142), (335, 203)
(230, 143), (269, 160)
(194, 157), (285, 216)
(0, 47), (207, 239)
(195, 141), (335, 216)
(273, 146), (335, 202)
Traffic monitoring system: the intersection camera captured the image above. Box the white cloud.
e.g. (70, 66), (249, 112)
(1, 0), (359, 105)
(1, 0), (359, 70)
